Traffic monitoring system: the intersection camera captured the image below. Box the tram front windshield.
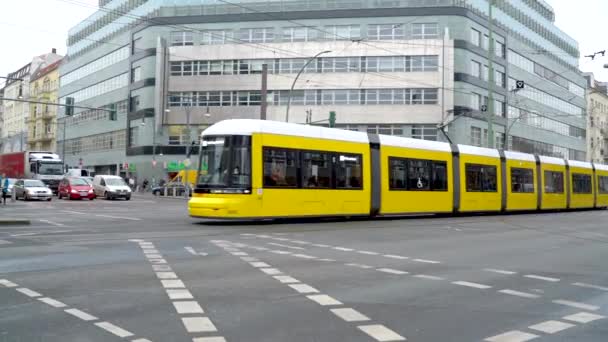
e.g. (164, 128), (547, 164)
(197, 135), (251, 192)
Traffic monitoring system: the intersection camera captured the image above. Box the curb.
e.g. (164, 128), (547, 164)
(0, 219), (31, 226)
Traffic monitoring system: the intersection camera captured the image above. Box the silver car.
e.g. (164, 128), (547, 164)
(13, 179), (53, 201)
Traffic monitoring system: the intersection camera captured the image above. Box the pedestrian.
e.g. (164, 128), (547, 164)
(1, 173), (8, 205)
(129, 177), (135, 190)
(143, 178), (149, 192)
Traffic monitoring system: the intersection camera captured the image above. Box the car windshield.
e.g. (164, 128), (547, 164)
(8, 179), (16, 185)
(69, 178), (89, 186)
(38, 163), (64, 175)
(24, 180), (46, 187)
(105, 178), (126, 186)
(198, 136), (251, 188)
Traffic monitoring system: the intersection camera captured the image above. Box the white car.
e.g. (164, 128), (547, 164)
(13, 179), (53, 201)
(92, 175), (131, 200)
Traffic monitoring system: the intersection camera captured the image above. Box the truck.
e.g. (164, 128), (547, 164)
(0, 151), (64, 193)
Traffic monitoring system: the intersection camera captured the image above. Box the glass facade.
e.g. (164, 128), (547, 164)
(60, 46), (129, 86)
(60, 73), (129, 104)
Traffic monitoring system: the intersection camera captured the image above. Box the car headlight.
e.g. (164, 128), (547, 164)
(71, 189), (78, 193)
(88, 189), (93, 193)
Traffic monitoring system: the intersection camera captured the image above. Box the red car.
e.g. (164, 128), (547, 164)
(58, 177), (96, 200)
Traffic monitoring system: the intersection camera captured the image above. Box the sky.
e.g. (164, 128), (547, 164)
(0, 0), (606, 82)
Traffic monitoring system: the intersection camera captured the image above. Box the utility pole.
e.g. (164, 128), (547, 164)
(486, 0), (495, 148)
(285, 50), (331, 123)
(184, 100), (191, 199)
(260, 64), (268, 120)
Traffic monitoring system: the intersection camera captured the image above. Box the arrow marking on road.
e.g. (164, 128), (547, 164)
(185, 246), (208, 256)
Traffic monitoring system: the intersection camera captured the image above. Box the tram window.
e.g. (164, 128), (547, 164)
(572, 173), (592, 194)
(302, 151), (332, 188)
(335, 154), (363, 189)
(598, 176), (608, 194)
(263, 148), (298, 187)
(465, 164), (497, 192)
(511, 167), (534, 193)
(389, 157), (447, 191)
(544, 170), (564, 193)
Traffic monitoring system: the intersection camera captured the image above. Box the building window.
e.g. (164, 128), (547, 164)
(201, 30), (233, 45)
(471, 60), (481, 78)
(283, 27), (313, 42)
(129, 126), (138, 147)
(389, 158), (447, 191)
(544, 171), (564, 193)
(495, 70), (505, 88)
(411, 125), (437, 141)
(471, 127), (482, 146)
(598, 176), (608, 194)
(325, 25), (360, 40)
(368, 24), (404, 40)
(495, 99), (506, 117)
(511, 168), (534, 193)
(466, 164), (497, 192)
(572, 173), (592, 194)
(130, 96), (140, 112)
(411, 23), (439, 39)
(170, 31), (193, 46)
(263, 148), (298, 187)
(471, 93), (482, 111)
(495, 40), (505, 58)
(495, 132), (505, 149)
(471, 28), (481, 47)
(239, 28), (274, 43)
(131, 67), (141, 83)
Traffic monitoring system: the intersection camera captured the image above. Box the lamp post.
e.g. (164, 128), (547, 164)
(285, 50), (331, 123)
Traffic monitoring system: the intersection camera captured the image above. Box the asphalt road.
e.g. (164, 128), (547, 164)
(1, 195), (608, 342)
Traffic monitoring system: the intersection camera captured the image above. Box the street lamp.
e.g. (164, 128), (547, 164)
(285, 50), (331, 123)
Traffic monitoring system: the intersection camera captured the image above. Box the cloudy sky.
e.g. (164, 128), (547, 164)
(0, 0), (606, 82)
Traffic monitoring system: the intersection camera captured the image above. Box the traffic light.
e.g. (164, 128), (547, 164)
(109, 103), (117, 121)
(329, 111), (336, 128)
(17, 84), (23, 99)
(65, 97), (75, 116)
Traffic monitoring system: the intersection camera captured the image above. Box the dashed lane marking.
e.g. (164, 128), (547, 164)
(268, 242), (305, 250)
(562, 312), (606, 323)
(452, 281), (492, 290)
(143, 249), (160, 254)
(346, 263), (373, 269)
(357, 251), (379, 255)
(38, 219), (64, 226)
(484, 268), (517, 275)
(152, 265), (172, 272)
(95, 214), (142, 221)
(377, 268), (408, 275)
(161, 279), (186, 289)
(16, 288), (42, 298)
(524, 275), (560, 282)
(484, 330), (538, 342)
(95, 321), (134, 338)
(307, 294), (343, 306)
(38, 297), (67, 308)
(250, 262), (270, 268)
(156, 272), (178, 279)
(0, 279), (17, 287)
(334, 247), (354, 251)
(553, 299), (599, 311)
(269, 250), (291, 255)
(65, 308), (98, 321)
(193, 337), (227, 342)
(241, 256), (259, 262)
(330, 308), (371, 322)
(383, 255), (409, 260)
(0, 240), (12, 245)
(413, 258), (440, 264)
(572, 282), (608, 291)
(312, 244), (331, 248)
(498, 289), (540, 299)
(173, 301), (205, 314)
(181, 317), (218, 333)
(293, 254), (317, 259)
(288, 284), (319, 294)
(260, 268), (282, 275)
(357, 324), (406, 342)
(61, 210), (87, 215)
(166, 289), (194, 300)
(528, 320), (575, 334)
(185, 247), (208, 256)
(414, 274), (444, 281)
(273, 275), (300, 284)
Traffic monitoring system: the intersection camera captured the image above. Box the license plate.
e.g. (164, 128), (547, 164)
(80, 192), (88, 196)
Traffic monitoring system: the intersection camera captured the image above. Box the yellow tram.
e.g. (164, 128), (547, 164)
(188, 119), (608, 219)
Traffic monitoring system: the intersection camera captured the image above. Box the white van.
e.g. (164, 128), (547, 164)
(92, 175), (132, 200)
(65, 168), (95, 178)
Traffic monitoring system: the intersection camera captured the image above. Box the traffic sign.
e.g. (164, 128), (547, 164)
(481, 105), (488, 112)
(516, 80), (525, 89)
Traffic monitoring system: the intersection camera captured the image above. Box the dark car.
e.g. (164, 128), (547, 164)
(58, 177), (96, 200)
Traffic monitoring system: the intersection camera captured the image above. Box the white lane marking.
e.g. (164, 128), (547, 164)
(334, 247), (354, 251)
(166, 289), (194, 300)
(250, 262), (271, 268)
(484, 268), (517, 275)
(383, 255), (408, 260)
(38, 219), (64, 227)
(95, 214), (142, 221)
(152, 265), (172, 272)
(268, 242), (305, 250)
(193, 337), (227, 342)
(553, 299), (599, 311)
(452, 281), (492, 289)
(10, 232), (37, 237)
(16, 288), (42, 298)
(173, 301), (204, 314)
(377, 268), (408, 275)
(38, 297), (67, 308)
(572, 282), (608, 291)
(62, 210), (87, 215)
(290, 240), (310, 245)
(312, 244), (330, 248)
(357, 324), (406, 341)
(330, 308), (370, 322)
(0, 279), (18, 287)
(307, 294), (343, 306)
(65, 308), (98, 321)
(149, 259), (167, 264)
(498, 289), (540, 299)
(230, 252), (248, 256)
(293, 254), (316, 259)
(413, 258), (440, 264)
(272, 237), (290, 241)
(181, 317), (217, 333)
(358, 251), (379, 255)
(484, 331), (538, 342)
(273, 275), (300, 284)
(161, 279), (186, 289)
(146, 254), (163, 259)
(270, 250), (291, 255)
(346, 263), (373, 269)
(132, 339), (153, 342)
(156, 272), (178, 279)
(240, 257), (259, 262)
(128, 239), (145, 242)
(252, 247), (269, 251)
(260, 268), (282, 275)
(143, 249), (160, 254)
(185, 246), (208, 256)
(95, 321), (134, 338)
(524, 274), (560, 282)
(562, 312), (606, 323)
(0, 240), (12, 245)
(318, 258), (336, 262)
(528, 320), (575, 334)
(414, 274), (444, 281)
(289, 284), (319, 294)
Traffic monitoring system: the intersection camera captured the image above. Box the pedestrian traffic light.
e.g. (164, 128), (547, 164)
(329, 111), (336, 128)
(65, 97), (75, 116)
(109, 103), (117, 121)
